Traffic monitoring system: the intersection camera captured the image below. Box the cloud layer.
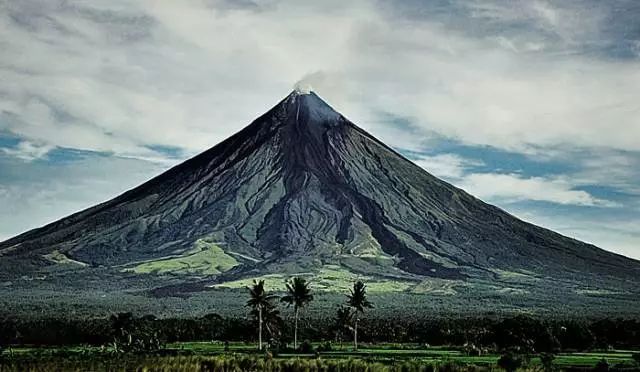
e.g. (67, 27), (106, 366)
(2, 1), (638, 157)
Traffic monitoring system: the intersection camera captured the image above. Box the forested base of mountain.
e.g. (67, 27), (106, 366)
(1, 285), (638, 320)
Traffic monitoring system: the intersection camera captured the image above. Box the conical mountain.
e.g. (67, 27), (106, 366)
(1, 90), (639, 296)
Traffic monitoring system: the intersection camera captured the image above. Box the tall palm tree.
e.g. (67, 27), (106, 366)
(281, 277), (313, 349)
(334, 306), (353, 349)
(250, 299), (283, 342)
(246, 280), (277, 350)
(347, 280), (373, 350)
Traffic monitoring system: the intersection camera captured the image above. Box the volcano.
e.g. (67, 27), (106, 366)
(1, 90), (639, 306)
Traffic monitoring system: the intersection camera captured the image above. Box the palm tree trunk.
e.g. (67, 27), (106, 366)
(258, 306), (263, 351)
(294, 307), (299, 350)
(354, 318), (358, 350)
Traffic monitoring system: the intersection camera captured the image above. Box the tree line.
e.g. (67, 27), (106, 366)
(1, 297), (639, 354)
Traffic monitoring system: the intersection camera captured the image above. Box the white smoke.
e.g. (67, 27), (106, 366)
(293, 81), (313, 94)
(293, 71), (327, 94)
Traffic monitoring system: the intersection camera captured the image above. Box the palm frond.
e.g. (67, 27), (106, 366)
(347, 280), (373, 313)
(281, 277), (313, 309)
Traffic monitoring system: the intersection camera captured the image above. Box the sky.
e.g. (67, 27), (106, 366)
(0, 0), (639, 259)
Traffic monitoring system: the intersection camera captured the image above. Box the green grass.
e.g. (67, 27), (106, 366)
(3, 342), (638, 371)
(551, 352), (635, 367)
(124, 239), (238, 275)
(211, 264), (414, 292)
(0, 354), (480, 372)
(42, 250), (89, 267)
(163, 342), (638, 367)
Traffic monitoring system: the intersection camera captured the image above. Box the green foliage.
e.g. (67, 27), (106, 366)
(299, 340), (314, 353)
(539, 352), (556, 372)
(493, 315), (558, 353)
(2, 342), (639, 371)
(334, 306), (353, 342)
(281, 277), (314, 310)
(109, 313), (164, 353)
(0, 355), (447, 372)
(317, 341), (333, 352)
(556, 321), (595, 351)
(631, 352), (640, 366)
(463, 343), (482, 356)
(126, 240), (238, 275)
(3, 314), (640, 353)
(211, 265), (415, 292)
(347, 280), (373, 313)
(594, 358), (609, 372)
(246, 280), (281, 349)
(497, 352), (526, 372)
(246, 280), (281, 332)
(281, 277), (314, 349)
(346, 280), (374, 350)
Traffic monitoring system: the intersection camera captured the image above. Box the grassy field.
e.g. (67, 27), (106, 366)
(169, 342), (638, 367)
(124, 239), (239, 275)
(1, 342), (638, 371)
(210, 264), (414, 292)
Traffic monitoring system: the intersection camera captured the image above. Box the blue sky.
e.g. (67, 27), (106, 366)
(0, 0), (639, 259)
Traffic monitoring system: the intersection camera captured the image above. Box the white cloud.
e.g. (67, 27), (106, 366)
(458, 173), (617, 207)
(1, 0), (638, 159)
(413, 153), (615, 207)
(1, 141), (53, 161)
(463, 0), (607, 49)
(0, 0), (370, 158)
(573, 151), (640, 195)
(412, 154), (483, 180)
(510, 208), (640, 260)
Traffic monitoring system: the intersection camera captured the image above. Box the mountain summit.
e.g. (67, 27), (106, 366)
(1, 91), (639, 302)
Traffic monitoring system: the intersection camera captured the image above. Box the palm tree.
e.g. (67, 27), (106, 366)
(250, 298), (283, 342)
(281, 277), (313, 349)
(347, 280), (373, 350)
(246, 280), (277, 350)
(334, 306), (353, 349)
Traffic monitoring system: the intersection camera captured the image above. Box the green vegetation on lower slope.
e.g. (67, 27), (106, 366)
(124, 239), (238, 275)
(211, 265), (475, 294)
(211, 265), (413, 292)
(42, 250), (89, 267)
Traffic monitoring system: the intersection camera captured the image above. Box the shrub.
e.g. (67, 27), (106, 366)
(464, 343), (482, 356)
(299, 340), (314, 353)
(594, 358), (609, 372)
(539, 352), (556, 372)
(439, 361), (465, 372)
(498, 352), (525, 372)
(317, 341), (333, 352)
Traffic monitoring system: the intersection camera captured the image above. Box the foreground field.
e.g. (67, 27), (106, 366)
(1, 342), (638, 371)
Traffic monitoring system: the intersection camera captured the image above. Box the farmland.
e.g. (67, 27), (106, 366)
(1, 342), (638, 371)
